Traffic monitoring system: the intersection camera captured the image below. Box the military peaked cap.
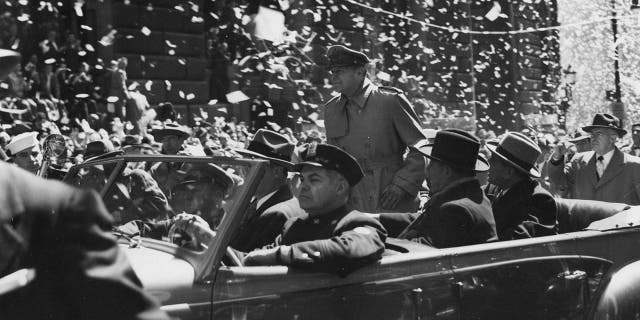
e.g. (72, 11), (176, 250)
(326, 45), (370, 68)
(294, 143), (364, 186)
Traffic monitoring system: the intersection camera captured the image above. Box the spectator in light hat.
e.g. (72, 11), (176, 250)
(151, 122), (190, 155)
(6, 131), (42, 174)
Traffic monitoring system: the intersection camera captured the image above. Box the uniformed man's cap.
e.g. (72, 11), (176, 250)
(294, 143), (364, 186)
(6, 131), (39, 155)
(326, 45), (370, 69)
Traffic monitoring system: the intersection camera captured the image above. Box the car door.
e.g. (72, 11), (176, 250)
(211, 249), (463, 320)
(452, 256), (611, 320)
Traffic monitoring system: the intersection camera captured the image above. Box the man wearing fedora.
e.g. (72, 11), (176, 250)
(231, 129), (305, 251)
(149, 122), (192, 195)
(322, 44), (426, 213)
(379, 129), (496, 248)
(625, 123), (640, 156)
(487, 132), (557, 240)
(549, 113), (640, 205)
(151, 122), (190, 155)
(118, 163), (236, 245)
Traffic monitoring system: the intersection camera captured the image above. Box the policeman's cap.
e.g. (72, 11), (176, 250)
(326, 45), (370, 69)
(294, 143), (363, 186)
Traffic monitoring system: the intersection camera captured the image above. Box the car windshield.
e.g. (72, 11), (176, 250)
(64, 156), (254, 251)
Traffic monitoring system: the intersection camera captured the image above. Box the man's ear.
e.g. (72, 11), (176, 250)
(335, 177), (349, 196)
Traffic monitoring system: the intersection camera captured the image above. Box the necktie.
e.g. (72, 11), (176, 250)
(596, 155), (605, 178)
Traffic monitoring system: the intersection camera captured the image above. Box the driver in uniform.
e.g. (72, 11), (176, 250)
(242, 143), (387, 275)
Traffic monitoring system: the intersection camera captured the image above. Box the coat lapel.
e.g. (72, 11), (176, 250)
(256, 185), (292, 215)
(596, 149), (625, 189)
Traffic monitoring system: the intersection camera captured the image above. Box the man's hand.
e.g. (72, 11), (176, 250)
(172, 213), (215, 245)
(243, 247), (280, 266)
(380, 184), (407, 210)
(173, 213), (209, 233)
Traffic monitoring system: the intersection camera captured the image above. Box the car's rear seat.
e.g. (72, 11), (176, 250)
(555, 198), (631, 233)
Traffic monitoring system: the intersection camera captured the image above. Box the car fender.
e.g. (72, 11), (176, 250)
(591, 259), (640, 319)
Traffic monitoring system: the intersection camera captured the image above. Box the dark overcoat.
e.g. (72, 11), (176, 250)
(396, 178), (497, 248)
(548, 148), (640, 205)
(232, 185), (301, 251)
(491, 178), (558, 241)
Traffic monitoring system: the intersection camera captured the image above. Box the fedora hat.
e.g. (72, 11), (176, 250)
(582, 113), (626, 137)
(235, 129), (294, 169)
(178, 163), (234, 195)
(84, 139), (123, 162)
(151, 122), (190, 141)
(121, 134), (154, 150)
(415, 129), (489, 172)
(487, 132), (541, 178)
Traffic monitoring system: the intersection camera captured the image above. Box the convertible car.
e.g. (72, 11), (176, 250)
(4, 153), (640, 319)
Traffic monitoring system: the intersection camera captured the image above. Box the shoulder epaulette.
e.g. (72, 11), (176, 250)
(377, 86), (420, 123)
(378, 86), (404, 95)
(323, 94), (342, 107)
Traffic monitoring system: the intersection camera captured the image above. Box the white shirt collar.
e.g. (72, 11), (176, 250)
(596, 148), (615, 171)
(256, 190), (278, 209)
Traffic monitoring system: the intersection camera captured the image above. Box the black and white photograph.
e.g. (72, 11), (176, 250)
(2, 0), (640, 319)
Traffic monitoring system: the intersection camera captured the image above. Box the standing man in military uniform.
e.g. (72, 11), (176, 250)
(243, 143), (387, 275)
(322, 45), (426, 213)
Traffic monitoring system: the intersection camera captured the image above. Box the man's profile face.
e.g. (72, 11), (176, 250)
(14, 145), (42, 173)
(488, 155), (509, 189)
(589, 128), (617, 155)
(329, 66), (363, 96)
(297, 166), (339, 216)
(162, 135), (185, 155)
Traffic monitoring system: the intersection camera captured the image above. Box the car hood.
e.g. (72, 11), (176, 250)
(122, 245), (194, 291)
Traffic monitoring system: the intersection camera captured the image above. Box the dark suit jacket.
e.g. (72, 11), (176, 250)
(548, 148), (640, 205)
(492, 179), (558, 241)
(393, 177), (497, 248)
(232, 185), (296, 251)
(0, 163), (166, 320)
(276, 205), (387, 275)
